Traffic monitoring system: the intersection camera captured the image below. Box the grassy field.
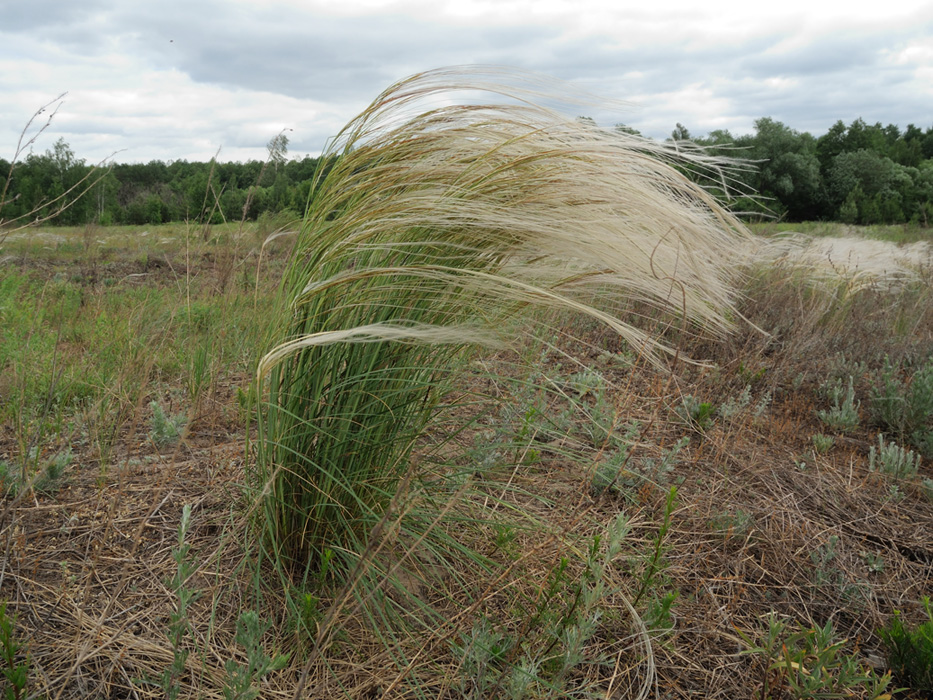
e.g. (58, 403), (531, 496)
(1, 217), (931, 699)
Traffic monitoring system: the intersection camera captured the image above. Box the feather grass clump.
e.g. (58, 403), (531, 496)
(254, 67), (752, 572)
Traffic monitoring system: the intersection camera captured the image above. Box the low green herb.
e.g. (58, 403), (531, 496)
(817, 376), (860, 433)
(0, 602), (29, 700)
(738, 614), (897, 700)
(878, 597), (933, 696)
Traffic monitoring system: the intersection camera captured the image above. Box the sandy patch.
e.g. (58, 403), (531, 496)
(753, 233), (932, 289)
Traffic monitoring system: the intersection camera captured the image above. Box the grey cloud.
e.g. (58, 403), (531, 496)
(542, 35), (780, 99)
(742, 44), (875, 80)
(656, 56), (933, 140)
(166, 18), (560, 102)
(0, 0), (110, 32)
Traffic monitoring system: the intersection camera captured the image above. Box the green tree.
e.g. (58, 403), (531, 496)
(284, 155), (320, 183)
(911, 160), (933, 225)
(890, 132), (924, 167)
(842, 118), (887, 154)
(878, 191), (905, 223)
(271, 171), (290, 211)
(264, 131), (290, 185)
(827, 149), (922, 223)
(615, 123), (643, 137)
(145, 194), (164, 224)
(743, 118), (825, 220)
(829, 150), (893, 204)
(92, 170), (120, 224)
(817, 120), (848, 170)
(860, 192), (882, 224)
(669, 123), (692, 142)
(839, 186), (860, 224)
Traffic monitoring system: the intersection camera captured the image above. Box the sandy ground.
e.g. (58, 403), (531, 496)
(755, 233), (933, 288)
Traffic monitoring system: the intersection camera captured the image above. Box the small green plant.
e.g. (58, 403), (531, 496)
(677, 395), (715, 432)
(922, 478), (933, 502)
(0, 447), (71, 497)
(878, 597), (933, 696)
(552, 515), (630, 680)
(810, 535), (841, 587)
(36, 447), (72, 493)
(589, 422), (639, 495)
(235, 383), (259, 421)
(807, 539), (868, 605)
(718, 384), (751, 421)
(869, 356), (933, 457)
(576, 373), (620, 449)
(827, 353), (867, 386)
(0, 602), (29, 700)
(753, 389), (772, 419)
(149, 400), (186, 447)
(595, 348), (634, 369)
(738, 361), (769, 386)
(0, 461), (15, 497)
(631, 486), (679, 635)
(222, 610), (290, 700)
(146, 504), (199, 700)
(709, 509), (754, 539)
(643, 590), (678, 636)
(466, 429), (508, 475)
(492, 523), (519, 558)
(858, 550), (885, 574)
(591, 451), (628, 497)
(591, 433), (687, 499)
(186, 337), (213, 408)
(632, 437), (688, 492)
(913, 431), (933, 461)
(454, 617), (515, 699)
(817, 377), (860, 433)
(292, 591), (321, 642)
(905, 359), (933, 420)
(501, 382), (552, 444)
(886, 483), (906, 503)
(869, 434), (921, 481)
(738, 614), (896, 700)
(870, 358), (909, 434)
(44, 447), (72, 481)
(811, 433), (835, 454)
(567, 368), (604, 397)
(453, 513), (631, 698)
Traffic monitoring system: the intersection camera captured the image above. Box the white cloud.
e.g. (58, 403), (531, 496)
(885, 38), (933, 96)
(1, 0), (931, 164)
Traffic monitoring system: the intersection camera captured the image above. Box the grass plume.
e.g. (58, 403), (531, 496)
(255, 66), (752, 572)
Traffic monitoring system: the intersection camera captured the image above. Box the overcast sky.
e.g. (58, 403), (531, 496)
(1, 0), (931, 164)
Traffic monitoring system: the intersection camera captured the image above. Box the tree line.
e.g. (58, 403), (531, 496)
(2, 118), (933, 228)
(0, 134), (323, 228)
(677, 118), (933, 225)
